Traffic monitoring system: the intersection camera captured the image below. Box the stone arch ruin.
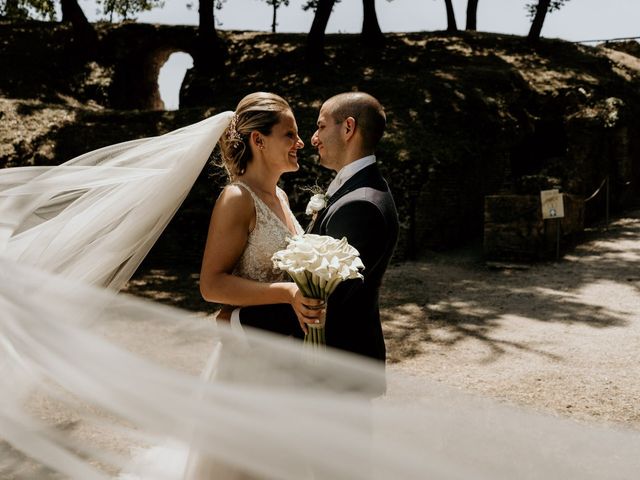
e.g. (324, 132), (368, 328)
(104, 25), (200, 110)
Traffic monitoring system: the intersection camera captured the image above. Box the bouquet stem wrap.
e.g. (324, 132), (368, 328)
(305, 312), (326, 350)
(272, 234), (365, 348)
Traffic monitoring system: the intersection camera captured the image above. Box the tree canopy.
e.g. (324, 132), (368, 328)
(99, 0), (164, 21)
(527, 0), (570, 42)
(263, 0), (290, 33)
(526, 0), (569, 18)
(0, 0), (55, 20)
(0, 0), (163, 21)
(0, 0), (585, 57)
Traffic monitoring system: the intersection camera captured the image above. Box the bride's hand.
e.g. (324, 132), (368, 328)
(286, 284), (325, 335)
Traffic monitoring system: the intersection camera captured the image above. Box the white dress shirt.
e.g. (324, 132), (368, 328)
(325, 155), (376, 197)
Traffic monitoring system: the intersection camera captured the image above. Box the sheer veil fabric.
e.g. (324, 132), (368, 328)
(1, 111), (639, 479)
(0, 111), (233, 289)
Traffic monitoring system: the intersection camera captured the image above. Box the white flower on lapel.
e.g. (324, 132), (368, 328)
(305, 193), (328, 216)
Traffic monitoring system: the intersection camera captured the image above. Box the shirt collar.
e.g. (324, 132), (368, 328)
(326, 155), (376, 197)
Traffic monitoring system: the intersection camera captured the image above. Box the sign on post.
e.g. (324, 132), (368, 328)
(540, 189), (565, 219)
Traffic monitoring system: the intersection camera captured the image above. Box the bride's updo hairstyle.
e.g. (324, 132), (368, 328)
(218, 92), (291, 179)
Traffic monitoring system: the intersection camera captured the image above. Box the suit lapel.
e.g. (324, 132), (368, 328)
(308, 164), (381, 234)
(327, 163), (381, 207)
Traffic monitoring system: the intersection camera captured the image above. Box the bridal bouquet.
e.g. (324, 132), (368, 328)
(272, 234), (364, 349)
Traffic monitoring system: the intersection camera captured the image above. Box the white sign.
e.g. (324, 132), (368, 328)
(540, 189), (565, 219)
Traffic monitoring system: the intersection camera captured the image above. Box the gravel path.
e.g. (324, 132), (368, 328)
(124, 210), (640, 430)
(382, 213), (640, 430)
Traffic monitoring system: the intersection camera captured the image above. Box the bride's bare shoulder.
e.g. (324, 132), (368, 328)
(213, 183), (254, 218)
(218, 183), (251, 202)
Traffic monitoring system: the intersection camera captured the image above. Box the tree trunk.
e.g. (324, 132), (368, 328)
(60, 0), (98, 57)
(361, 0), (385, 46)
(444, 0), (457, 32)
(306, 0), (336, 63)
(199, 0), (215, 36)
(61, 0), (91, 26)
(528, 0), (551, 42)
(272, 4), (277, 33)
(466, 0), (478, 31)
(196, 0), (225, 72)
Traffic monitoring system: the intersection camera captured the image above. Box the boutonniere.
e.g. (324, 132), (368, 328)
(305, 193), (329, 218)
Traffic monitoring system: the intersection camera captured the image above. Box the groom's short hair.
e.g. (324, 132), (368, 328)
(326, 92), (386, 151)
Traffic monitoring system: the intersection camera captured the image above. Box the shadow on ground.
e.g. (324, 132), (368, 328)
(123, 211), (640, 365)
(123, 268), (213, 314)
(381, 212), (640, 363)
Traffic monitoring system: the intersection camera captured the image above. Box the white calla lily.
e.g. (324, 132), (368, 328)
(271, 233), (365, 347)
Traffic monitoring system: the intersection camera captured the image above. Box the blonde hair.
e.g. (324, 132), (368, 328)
(218, 92), (291, 179)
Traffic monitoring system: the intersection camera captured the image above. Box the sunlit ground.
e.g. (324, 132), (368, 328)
(124, 211), (640, 429)
(381, 213), (640, 429)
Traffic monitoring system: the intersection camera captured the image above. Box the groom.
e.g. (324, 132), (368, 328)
(237, 92), (399, 368)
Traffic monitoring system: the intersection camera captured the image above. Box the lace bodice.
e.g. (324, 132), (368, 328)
(231, 181), (303, 283)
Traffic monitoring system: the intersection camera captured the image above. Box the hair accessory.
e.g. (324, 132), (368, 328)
(226, 114), (243, 143)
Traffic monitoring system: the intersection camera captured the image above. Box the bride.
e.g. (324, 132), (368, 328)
(198, 92), (323, 333)
(185, 92), (325, 478)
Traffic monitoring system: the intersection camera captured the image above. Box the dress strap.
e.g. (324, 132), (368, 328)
(235, 179), (287, 228)
(275, 186), (288, 203)
(232, 181), (296, 234)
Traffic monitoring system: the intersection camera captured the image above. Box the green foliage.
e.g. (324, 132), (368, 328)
(186, 0), (227, 12)
(526, 0), (570, 18)
(97, 0), (164, 22)
(0, 0), (56, 20)
(301, 0), (340, 12)
(265, 0), (289, 6)
(261, 0), (290, 33)
(0, 0), (167, 24)
(186, 0), (227, 26)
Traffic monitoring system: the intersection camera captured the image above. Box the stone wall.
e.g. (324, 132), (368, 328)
(100, 24), (200, 110)
(484, 194), (585, 261)
(0, 21), (200, 110)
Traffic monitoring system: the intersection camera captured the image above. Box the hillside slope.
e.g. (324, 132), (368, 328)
(2, 23), (640, 262)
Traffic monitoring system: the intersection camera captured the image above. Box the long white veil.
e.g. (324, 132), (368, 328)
(0, 112), (232, 289)
(1, 111), (639, 479)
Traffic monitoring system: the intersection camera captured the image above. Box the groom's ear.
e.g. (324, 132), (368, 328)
(343, 117), (356, 141)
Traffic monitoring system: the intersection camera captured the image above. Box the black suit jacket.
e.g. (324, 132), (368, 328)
(239, 163), (399, 363)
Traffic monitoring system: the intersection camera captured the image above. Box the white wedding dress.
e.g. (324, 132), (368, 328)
(179, 181), (303, 480)
(2, 111), (639, 480)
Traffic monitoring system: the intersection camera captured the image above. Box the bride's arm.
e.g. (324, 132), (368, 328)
(200, 184), (289, 305)
(199, 185), (322, 327)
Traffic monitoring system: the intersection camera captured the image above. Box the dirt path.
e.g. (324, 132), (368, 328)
(381, 214), (640, 430)
(123, 211), (640, 431)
